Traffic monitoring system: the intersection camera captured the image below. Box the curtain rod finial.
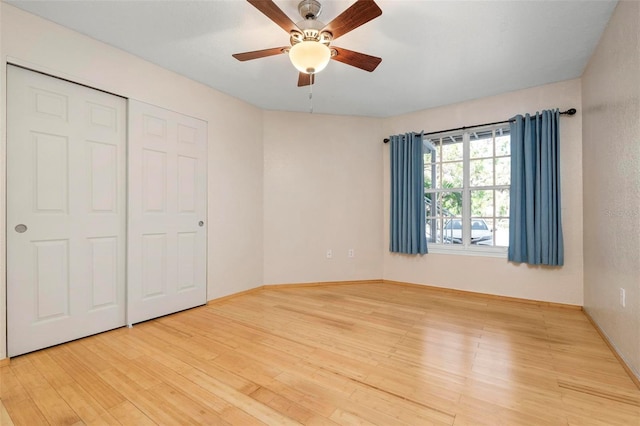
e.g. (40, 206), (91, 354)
(566, 108), (577, 115)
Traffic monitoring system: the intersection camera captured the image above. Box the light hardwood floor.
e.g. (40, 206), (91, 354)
(1, 282), (639, 425)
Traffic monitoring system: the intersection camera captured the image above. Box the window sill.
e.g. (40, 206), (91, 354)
(427, 244), (507, 258)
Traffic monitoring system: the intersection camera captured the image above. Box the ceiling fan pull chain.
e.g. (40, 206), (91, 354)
(309, 74), (314, 113)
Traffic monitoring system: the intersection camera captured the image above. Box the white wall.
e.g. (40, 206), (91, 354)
(582, 0), (640, 380)
(0, 4), (264, 359)
(263, 111), (383, 284)
(382, 80), (584, 305)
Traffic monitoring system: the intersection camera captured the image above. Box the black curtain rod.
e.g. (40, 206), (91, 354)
(382, 108), (577, 143)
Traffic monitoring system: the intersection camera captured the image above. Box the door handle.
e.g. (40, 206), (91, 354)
(15, 224), (27, 233)
(198, 221), (204, 227)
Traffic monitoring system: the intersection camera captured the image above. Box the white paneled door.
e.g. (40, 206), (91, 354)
(7, 65), (127, 357)
(127, 101), (207, 325)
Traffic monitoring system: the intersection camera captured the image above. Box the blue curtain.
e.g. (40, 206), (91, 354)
(390, 132), (427, 254)
(509, 110), (564, 266)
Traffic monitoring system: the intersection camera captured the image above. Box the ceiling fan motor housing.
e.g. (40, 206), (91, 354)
(293, 0), (331, 44)
(298, 0), (322, 20)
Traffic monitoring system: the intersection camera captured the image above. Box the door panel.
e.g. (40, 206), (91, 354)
(34, 132), (69, 212)
(7, 65), (127, 357)
(89, 141), (118, 212)
(142, 149), (168, 212)
(127, 100), (207, 325)
(88, 236), (119, 309)
(142, 234), (168, 298)
(34, 239), (70, 321)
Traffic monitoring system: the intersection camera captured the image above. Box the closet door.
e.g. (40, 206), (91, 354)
(7, 65), (127, 357)
(127, 101), (207, 325)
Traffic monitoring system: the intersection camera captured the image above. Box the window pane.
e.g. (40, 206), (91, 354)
(495, 157), (510, 185)
(424, 193), (435, 217)
(441, 136), (462, 161)
(470, 217), (493, 245)
(496, 134), (510, 156)
(496, 188), (510, 217)
(495, 218), (510, 246)
(438, 191), (462, 216)
(441, 161), (463, 188)
(470, 130), (494, 159)
(424, 164), (435, 189)
(426, 190), (462, 244)
(441, 217), (463, 244)
(424, 147), (437, 165)
(470, 159), (493, 186)
(471, 189), (494, 217)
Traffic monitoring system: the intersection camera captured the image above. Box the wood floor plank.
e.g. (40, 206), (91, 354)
(84, 341), (162, 390)
(77, 411), (120, 426)
(55, 381), (109, 424)
(147, 382), (232, 425)
(249, 385), (318, 424)
(183, 368), (301, 426)
(362, 369), (460, 415)
(99, 367), (201, 425)
(218, 406), (270, 425)
(0, 366), (29, 403)
(9, 357), (51, 391)
(3, 282), (639, 425)
(0, 401), (16, 426)
(458, 395), (567, 426)
(168, 346), (261, 394)
(28, 351), (76, 389)
(268, 370), (353, 417)
(108, 400), (156, 425)
(47, 346), (126, 410)
(56, 342), (113, 374)
(347, 386), (454, 425)
(328, 407), (391, 426)
(129, 355), (234, 415)
(3, 397), (49, 425)
(560, 385), (640, 420)
(28, 386), (82, 425)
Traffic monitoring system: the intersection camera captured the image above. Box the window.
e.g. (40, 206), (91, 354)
(424, 124), (510, 256)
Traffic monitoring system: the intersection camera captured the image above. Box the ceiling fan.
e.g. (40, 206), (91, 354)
(232, 0), (382, 87)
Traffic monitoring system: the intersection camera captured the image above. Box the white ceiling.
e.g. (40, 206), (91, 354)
(6, 0), (617, 117)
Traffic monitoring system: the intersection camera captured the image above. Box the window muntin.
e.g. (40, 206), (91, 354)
(424, 125), (510, 253)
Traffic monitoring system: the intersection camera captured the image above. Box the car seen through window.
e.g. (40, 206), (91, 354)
(442, 219), (493, 245)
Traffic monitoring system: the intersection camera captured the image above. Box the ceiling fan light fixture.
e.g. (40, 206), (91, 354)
(289, 40), (331, 74)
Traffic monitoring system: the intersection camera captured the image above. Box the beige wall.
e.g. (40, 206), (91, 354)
(582, 0), (640, 379)
(382, 80), (584, 305)
(0, 4), (265, 359)
(263, 111), (383, 284)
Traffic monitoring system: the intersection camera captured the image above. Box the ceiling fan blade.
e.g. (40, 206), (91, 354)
(232, 47), (288, 61)
(322, 0), (382, 40)
(247, 0), (299, 33)
(331, 47), (381, 72)
(297, 72), (315, 87)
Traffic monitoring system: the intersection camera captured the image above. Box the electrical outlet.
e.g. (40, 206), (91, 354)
(348, 249), (355, 258)
(326, 249), (332, 259)
(620, 288), (626, 308)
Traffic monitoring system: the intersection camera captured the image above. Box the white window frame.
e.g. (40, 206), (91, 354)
(424, 124), (509, 258)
